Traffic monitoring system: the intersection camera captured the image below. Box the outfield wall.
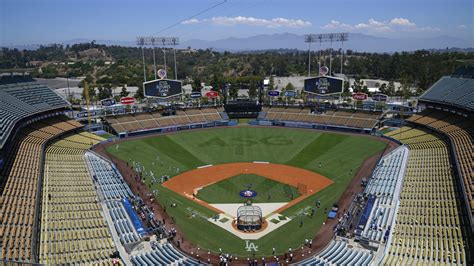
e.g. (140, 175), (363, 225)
(117, 120), (234, 138)
(250, 120), (374, 134)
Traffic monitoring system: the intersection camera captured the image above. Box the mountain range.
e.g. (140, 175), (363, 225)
(178, 33), (472, 53)
(5, 33), (473, 53)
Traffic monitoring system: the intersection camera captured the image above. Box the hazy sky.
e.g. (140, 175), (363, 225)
(1, 0), (473, 45)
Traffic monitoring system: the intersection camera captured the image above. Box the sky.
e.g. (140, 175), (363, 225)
(1, 0), (473, 46)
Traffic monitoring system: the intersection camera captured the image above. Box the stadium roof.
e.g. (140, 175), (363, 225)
(419, 76), (474, 112)
(0, 75), (70, 149)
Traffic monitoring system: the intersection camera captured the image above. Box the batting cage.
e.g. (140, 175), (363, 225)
(236, 205), (263, 231)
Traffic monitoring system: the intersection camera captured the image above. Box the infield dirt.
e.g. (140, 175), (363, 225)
(163, 162), (333, 214)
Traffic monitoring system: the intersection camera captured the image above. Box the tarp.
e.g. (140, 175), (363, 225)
(121, 198), (146, 236)
(358, 195), (376, 229)
(328, 211), (337, 219)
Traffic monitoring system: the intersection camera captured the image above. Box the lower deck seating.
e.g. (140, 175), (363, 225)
(107, 108), (224, 133)
(295, 240), (373, 266)
(85, 152), (133, 201)
(0, 117), (81, 262)
(106, 201), (140, 245)
(38, 133), (118, 265)
(130, 243), (201, 265)
(262, 107), (380, 129)
(359, 146), (408, 243)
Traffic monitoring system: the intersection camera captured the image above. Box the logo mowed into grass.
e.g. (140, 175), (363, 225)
(195, 174), (301, 204)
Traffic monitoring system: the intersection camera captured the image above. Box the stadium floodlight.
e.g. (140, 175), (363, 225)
(304, 33), (348, 44)
(304, 33), (349, 76)
(137, 37), (179, 46)
(137, 37), (147, 81)
(136, 37), (180, 81)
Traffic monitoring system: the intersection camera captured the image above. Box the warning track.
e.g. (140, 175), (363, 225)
(163, 162), (333, 214)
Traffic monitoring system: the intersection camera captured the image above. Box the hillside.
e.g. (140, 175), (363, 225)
(1, 42), (473, 100)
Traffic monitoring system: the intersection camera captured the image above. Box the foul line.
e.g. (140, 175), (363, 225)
(198, 164), (213, 169)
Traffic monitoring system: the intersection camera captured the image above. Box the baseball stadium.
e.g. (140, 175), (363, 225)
(1, 1), (474, 264)
(0, 64), (473, 265)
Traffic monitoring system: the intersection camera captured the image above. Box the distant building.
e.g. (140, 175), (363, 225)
(26, 61), (43, 67)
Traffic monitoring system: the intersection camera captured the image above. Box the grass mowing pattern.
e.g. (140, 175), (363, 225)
(196, 174), (301, 204)
(107, 127), (386, 256)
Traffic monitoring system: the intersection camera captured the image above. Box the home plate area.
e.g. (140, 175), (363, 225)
(162, 162), (333, 240)
(208, 203), (292, 240)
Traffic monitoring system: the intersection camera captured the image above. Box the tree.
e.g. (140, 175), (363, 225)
(134, 86), (144, 100)
(229, 85), (238, 99)
(96, 85), (112, 100)
(387, 81), (396, 96)
(285, 82), (295, 91)
(97, 86), (104, 99)
(248, 82), (258, 99)
(210, 75), (222, 92)
(379, 83), (388, 94)
(82, 85), (96, 100)
(400, 78), (412, 100)
(192, 78), (202, 92)
(120, 85), (129, 97)
(374, 82), (380, 92)
(268, 76), (274, 90)
(342, 80), (351, 97)
(361, 85), (369, 95)
(352, 78), (363, 92)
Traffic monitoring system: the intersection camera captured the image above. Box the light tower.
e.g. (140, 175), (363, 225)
(304, 33), (349, 76)
(136, 36), (180, 81)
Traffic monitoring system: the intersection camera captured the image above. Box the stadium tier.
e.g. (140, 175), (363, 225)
(105, 201), (140, 246)
(106, 107), (224, 134)
(1, 69), (472, 265)
(261, 107), (381, 129)
(85, 152), (142, 247)
(296, 240), (373, 266)
(419, 76), (474, 111)
(297, 146), (408, 265)
(85, 150), (197, 265)
(130, 243), (202, 266)
(0, 77), (70, 149)
(383, 127), (472, 264)
(38, 132), (120, 265)
(407, 109), (474, 219)
(85, 152), (134, 201)
(0, 118), (82, 263)
(360, 146), (408, 243)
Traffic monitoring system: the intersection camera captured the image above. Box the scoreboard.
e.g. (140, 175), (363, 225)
(304, 76), (344, 95)
(144, 79), (182, 98)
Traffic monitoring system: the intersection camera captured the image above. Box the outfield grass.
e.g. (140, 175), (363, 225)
(196, 174), (300, 204)
(107, 126), (386, 256)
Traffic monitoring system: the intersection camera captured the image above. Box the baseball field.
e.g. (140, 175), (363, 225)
(106, 126), (387, 256)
